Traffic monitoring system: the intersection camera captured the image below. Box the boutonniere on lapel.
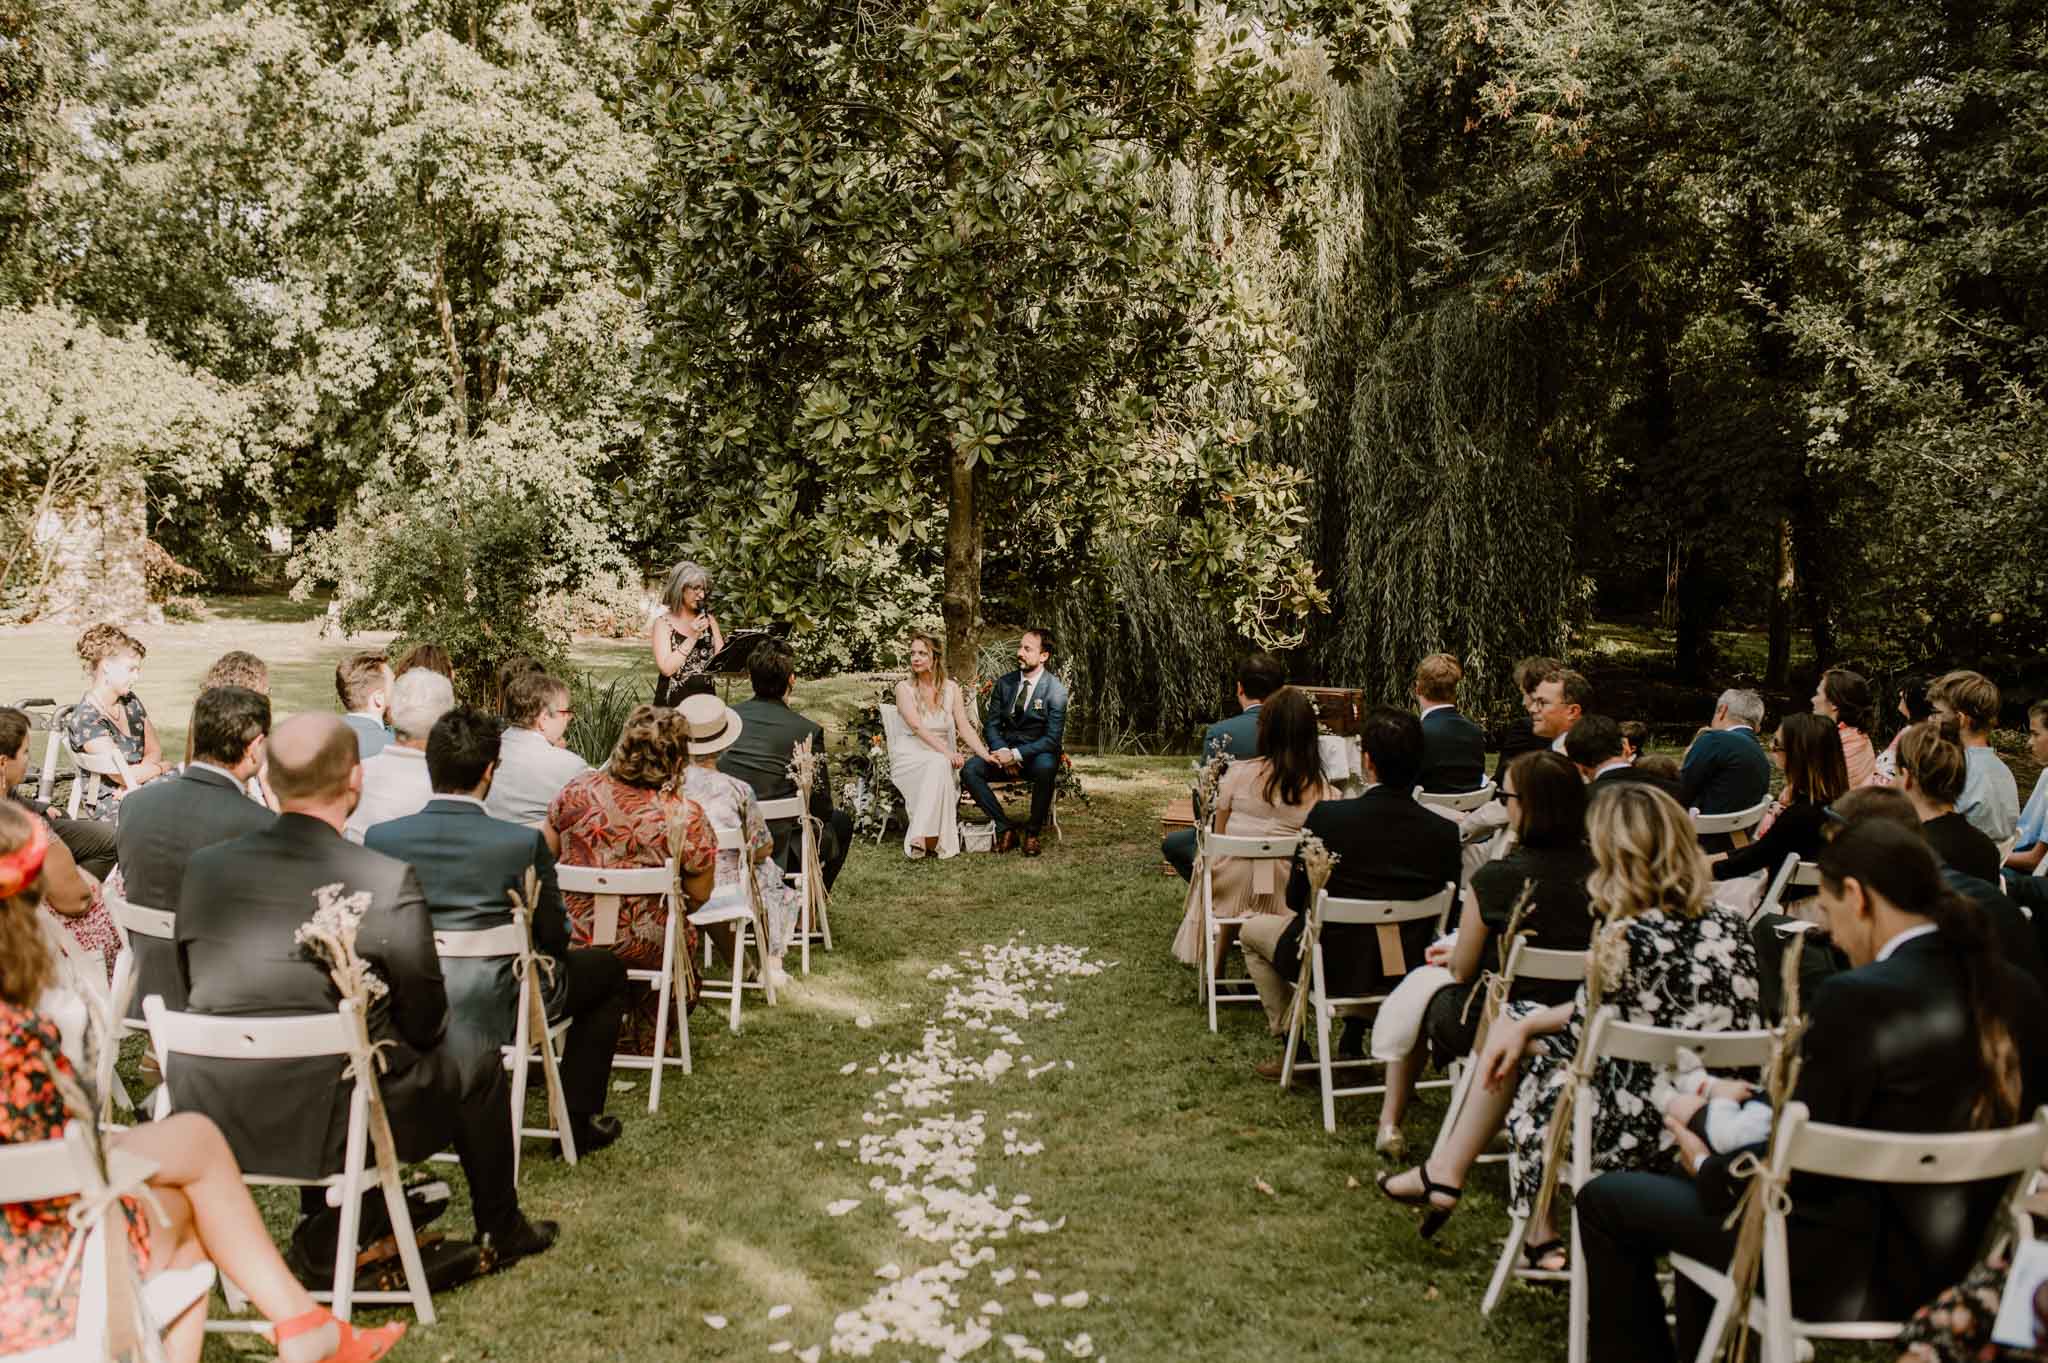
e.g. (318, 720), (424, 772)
(1032, 699), (1046, 711)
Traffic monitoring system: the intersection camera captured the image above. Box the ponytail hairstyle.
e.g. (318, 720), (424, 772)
(1777, 711), (1851, 807)
(1896, 719), (1968, 807)
(1820, 668), (1875, 734)
(1819, 818), (2021, 1128)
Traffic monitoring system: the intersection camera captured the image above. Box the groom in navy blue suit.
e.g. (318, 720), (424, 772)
(962, 628), (1069, 857)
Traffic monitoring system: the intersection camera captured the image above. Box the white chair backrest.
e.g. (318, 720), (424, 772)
(1691, 796), (1773, 836)
(432, 922), (528, 959)
(143, 995), (359, 1063)
(1202, 831), (1300, 861)
(68, 742), (124, 777)
(106, 890), (175, 942)
(757, 796), (803, 821)
(1774, 1100), (2048, 1187)
(555, 863), (673, 896)
(1316, 884), (1457, 929)
(1787, 860), (1822, 888)
(0, 1123), (159, 1204)
(1416, 780), (1496, 814)
(879, 703), (911, 753)
(1583, 1007), (1777, 1071)
(711, 822), (746, 853)
(1503, 939), (1589, 985)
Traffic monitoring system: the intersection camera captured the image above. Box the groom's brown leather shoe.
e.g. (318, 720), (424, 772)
(994, 828), (1017, 854)
(1022, 834), (1043, 858)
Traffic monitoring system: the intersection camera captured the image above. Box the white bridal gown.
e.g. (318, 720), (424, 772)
(891, 684), (964, 860)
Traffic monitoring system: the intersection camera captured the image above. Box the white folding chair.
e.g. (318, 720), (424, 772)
(1280, 884), (1459, 1131)
(1672, 1102), (2048, 1363)
(877, 704), (911, 845)
(141, 996), (437, 1325)
(102, 888), (178, 1119)
(1479, 1008), (1777, 1363)
(692, 823), (778, 1030)
(1753, 855), (1823, 923)
(431, 912), (577, 1182)
(759, 794), (830, 974)
(1, 1123), (216, 1362)
(556, 861), (690, 1111)
(1430, 940), (1589, 1167)
(1693, 796), (1773, 848)
(65, 740), (129, 819)
(1415, 779), (1497, 814)
(1195, 830), (1300, 1032)
(33, 703), (71, 805)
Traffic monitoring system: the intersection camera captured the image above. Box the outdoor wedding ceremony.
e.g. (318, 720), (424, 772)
(3, 0), (2046, 1360)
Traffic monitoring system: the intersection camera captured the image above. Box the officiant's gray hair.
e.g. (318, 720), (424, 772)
(662, 560), (712, 612)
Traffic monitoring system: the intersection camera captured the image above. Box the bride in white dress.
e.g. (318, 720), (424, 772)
(892, 632), (995, 859)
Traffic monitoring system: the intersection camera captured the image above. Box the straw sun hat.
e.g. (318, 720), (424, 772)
(678, 693), (744, 756)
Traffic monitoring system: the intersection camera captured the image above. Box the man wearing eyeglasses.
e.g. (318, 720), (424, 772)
(484, 670), (590, 844)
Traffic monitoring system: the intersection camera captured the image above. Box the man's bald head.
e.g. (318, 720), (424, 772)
(266, 713), (360, 805)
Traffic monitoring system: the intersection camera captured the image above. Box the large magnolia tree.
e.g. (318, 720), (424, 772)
(617, 0), (1410, 678)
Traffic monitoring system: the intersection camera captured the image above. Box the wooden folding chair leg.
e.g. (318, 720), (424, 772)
(374, 1129), (436, 1325)
(674, 965), (693, 1075)
(536, 1024), (577, 1168)
(728, 924), (746, 1034)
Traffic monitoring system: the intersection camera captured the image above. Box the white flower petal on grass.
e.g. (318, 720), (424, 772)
(798, 1349), (822, 1363)
(1059, 1291), (1089, 1308)
(875, 1263), (901, 1280)
(981, 1301), (1005, 1315)
(702, 1314), (727, 1329)
(991, 1267), (1018, 1286)
(1032, 1292), (1055, 1307)
(768, 1342), (793, 1355)
(855, 1012), (874, 1028)
(768, 1303), (793, 1320)
(1063, 1332), (1095, 1357)
(840, 1061), (860, 1075)
(826, 1198), (862, 1217)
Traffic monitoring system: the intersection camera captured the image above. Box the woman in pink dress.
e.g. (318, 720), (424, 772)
(1814, 666), (1877, 788)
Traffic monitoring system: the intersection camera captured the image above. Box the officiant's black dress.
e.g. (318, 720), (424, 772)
(654, 624), (716, 705)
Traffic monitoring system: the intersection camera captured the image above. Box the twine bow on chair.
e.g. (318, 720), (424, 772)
(786, 737), (830, 928)
(1461, 881), (1536, 1054)
(1707, 932), (1811, 1363)
(1527, 911), (1627, 1235)
(1280, 833), (1339, 1071)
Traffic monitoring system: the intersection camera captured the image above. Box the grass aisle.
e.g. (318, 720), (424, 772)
(292, 759), (1569, 1363)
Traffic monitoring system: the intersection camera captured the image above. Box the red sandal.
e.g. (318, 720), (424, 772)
(268, 1306), (407, 1363)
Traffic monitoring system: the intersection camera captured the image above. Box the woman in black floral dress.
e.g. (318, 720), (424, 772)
(63, 623), (168, 820)
(1380, 783), (1764, 1270)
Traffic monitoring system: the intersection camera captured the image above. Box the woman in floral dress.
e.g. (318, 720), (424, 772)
(63, 623), (170, 820)
(547, 705), (716, 1053)
(1379, 782), (1763, 1271)
(676, 694), (797, 989)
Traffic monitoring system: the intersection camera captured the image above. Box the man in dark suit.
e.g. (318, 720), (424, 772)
(1414, 652), (1486, 793)
(718, 641), (852, 891)
(173, 713), (556, 1266)
(1238, 706), (1462, 1078)
(1162, 653), (1288, 881)
(961, 627), (1070, 857)
(1567, 714), (1684, 803)
(114, 685), (277, 1013)
(1679, 688), (1771, 816)
(367, 708), (630, 1155)
(1490, 655), (1564, 786)
(1575, 819), (2048, 1363)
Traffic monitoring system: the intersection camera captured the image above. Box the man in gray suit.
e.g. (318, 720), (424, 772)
(369, 708), (629, 1154)
(114, 685), (276, 1013)
(719, 641), (852, 891)
(174, 713), (556, 1266)
(1162, 653), (1287, 881)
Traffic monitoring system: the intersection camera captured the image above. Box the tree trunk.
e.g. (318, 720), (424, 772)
(942, 445), (982, 685)
(1765, 515), (1795, 687)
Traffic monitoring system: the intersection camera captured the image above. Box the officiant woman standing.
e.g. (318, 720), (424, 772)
(651, 561), (723, 705)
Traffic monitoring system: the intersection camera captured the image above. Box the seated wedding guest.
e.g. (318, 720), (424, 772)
(722, 640), (855, 881)
(2008, 699), (2048, 877)
(1874, 672), (1937, 785)
(492, 654), (546, 718)
(343, 667), (454, 842)
(650, 560), (722, 706)
(961, 628), (1069, 858)
(1896, 719), (2004, 884)
(114, 686), (276, 1012)
(1162, 652), (1287, 881)
(1569, 714), (1683, 802)
(547, 705), (716, 1053)
(1170, 688), (1332, 978)
(0, 805), (406, 1363)
(392, 642), (453, 680)
(1380, 783), (1762, 1273)
(335, 651), (394, 759)
(175, 714), (558, 1270)
(0, 707), (108, 961)
(1635, 753), (1682, 784)
(1492, 656), (1565, 785)
(1573, 817), (2048, 1363)
(1531, 666), (1591, 754)
(1930, 670), (2020, 842)
(1415, 653), (1486, 793)
(680, 694), (796, 990)
(1709, 712), (1848, 900)
(1895, 1253), (2048, 1363)
(884, 632), (990, 861)
(1814, 666), (1878, 787)
(1239, 706), (1461, 1078)
(1451, 663), (1588, 873)
(1, 705), (114, 883)
(1619, 720), (1651, 764)
(1678, 689), (1771, 836)
(201, 649), (270, 695)
(483, 670), (588, 838)
(1371, 751), (1595, 1158)
(368, 708), (629, 1155)
(64, 623), (168, 819)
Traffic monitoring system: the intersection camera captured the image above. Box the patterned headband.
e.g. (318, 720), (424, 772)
(0, 817), (50, 899)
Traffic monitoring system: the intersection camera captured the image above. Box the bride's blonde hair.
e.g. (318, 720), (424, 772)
(1585, 784), (1712, 922)
(905, 632), (947, 716)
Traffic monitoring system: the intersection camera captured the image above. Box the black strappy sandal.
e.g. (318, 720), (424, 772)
(1375, 1165), (1463, 1239)
(1521, 1238), (1569, 1273)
